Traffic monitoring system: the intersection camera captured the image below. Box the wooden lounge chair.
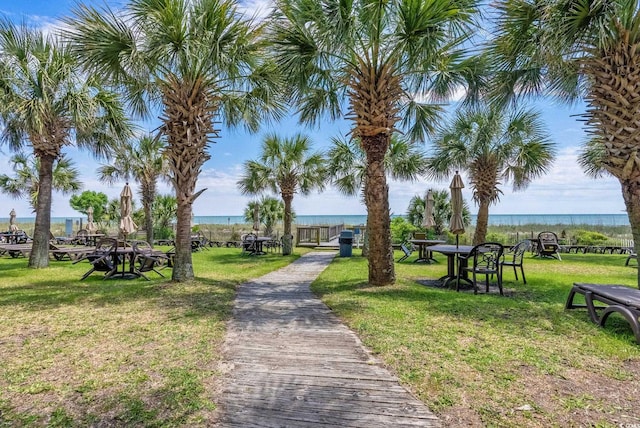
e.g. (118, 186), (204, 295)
(565, 283), (640, 344)
(536, 231), (562, 260)
(48, 243), (92, 261)
(0, 243), (32, 258)
(626, 251), (637, 266)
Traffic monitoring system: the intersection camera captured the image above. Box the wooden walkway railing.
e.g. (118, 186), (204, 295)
(296, 224), (344, 246)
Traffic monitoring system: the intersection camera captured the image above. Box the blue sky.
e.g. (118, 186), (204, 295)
(0, 1), (624, 219)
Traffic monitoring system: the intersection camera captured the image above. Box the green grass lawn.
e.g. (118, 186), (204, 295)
(2, 246), (639, 427)
(0, 247), (303, 427)
(312, 250), (640, 427)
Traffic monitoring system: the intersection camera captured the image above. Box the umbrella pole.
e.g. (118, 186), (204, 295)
(455, 235), (461, 290)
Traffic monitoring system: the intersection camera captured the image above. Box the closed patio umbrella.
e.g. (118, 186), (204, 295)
(449, 172), (465, 248)
(9, 208), (18, 232)
(422, 189), (436, 229)
(119, 182), (137, 239)
(86, 206), (97, 233)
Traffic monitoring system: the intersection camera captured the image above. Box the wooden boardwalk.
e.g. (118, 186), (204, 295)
(216, 252), (440, 427)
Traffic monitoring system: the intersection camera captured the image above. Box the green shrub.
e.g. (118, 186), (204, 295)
(390, 217), (417, 244)
(154, 226), (174, 240)
(485, 232), (509, 244)
(573, 230), (609, 246)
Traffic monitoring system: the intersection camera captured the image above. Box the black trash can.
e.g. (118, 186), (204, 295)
(338, 230), (353, 257)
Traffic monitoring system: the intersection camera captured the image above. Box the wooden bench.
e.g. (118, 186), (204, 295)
(565, 283), (640, 344)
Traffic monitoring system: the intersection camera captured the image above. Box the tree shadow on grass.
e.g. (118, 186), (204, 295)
(0, 268), (236, 321)
(0, 246), (290, 313)
(313, 257), (640, 345)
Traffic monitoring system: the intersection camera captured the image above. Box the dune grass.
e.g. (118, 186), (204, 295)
(312, 250), (640, 427)
(0, 247), (304, 427)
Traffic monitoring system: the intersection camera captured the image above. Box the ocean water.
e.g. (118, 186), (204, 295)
(191, 213), (631, 227)
(2, 213), (631, 227)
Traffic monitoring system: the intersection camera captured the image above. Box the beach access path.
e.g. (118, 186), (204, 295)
(215, 251), (439, 427)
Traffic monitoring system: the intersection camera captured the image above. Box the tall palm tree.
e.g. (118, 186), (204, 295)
(428, 105), (555, 245)
(328, 135), (427, 256)
(237, 133), (326, 255)
(0, 20), (130, 268)
(97, 134), (168, 245)
(328, 136), (428, 198)
(0, 153), (82, 212)
(488, 0), (640, 287)
(64, 0), (283, 281)
(270, 0), (482, 285)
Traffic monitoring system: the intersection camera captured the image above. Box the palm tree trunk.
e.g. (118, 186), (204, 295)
(142, 186), (155, 246)
(282, 192), (293, 256)
(621, 180), (640, 289)
(28, 155), (54, 268)
(361, 231), (369, 257)
(161, 76), (215, 281)
(172, 199), (194, 280)
(473, 199), (490, 246)
(363, 134), (395, 286)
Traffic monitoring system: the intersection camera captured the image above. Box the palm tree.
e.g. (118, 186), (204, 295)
(102, 197), (137, 230)
(97, 134), (168, 245)
(0, 20), (130, 268)
(152, 194), (177, 240)
(270, 0), (482, 285)
(488, 0), (640, 287)
(237, 133), (326, 255)
(428, 105), (555, 245)
(406, 195), (426, 229)
(64, 0), (283, 281)
(328, 136), (427, 198)
(243, 197), (285, 237)
(0, 153), (82, 212)
(328, 135), (427, 255)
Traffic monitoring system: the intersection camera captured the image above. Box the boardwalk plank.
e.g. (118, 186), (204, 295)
(215, 252), (439, 427)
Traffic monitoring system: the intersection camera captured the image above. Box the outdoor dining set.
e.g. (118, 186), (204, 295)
(73, 237), (170, 281)
(400, 230), (570, 295)
(240, 233), (282, 256)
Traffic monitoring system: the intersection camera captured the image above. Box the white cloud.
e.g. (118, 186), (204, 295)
(2, 145), (628, 221)
(238, 0), (273, 20)
(390, 146), (624, 216)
